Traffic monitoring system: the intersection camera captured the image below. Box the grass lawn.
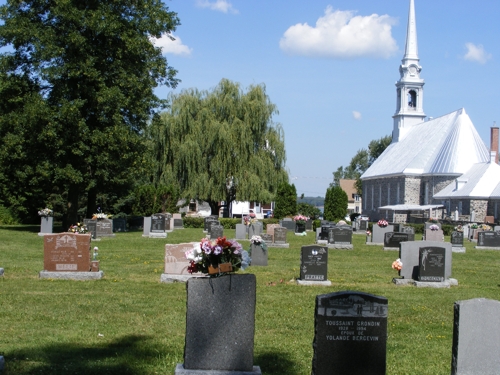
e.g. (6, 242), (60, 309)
(0, 225), (499, 374)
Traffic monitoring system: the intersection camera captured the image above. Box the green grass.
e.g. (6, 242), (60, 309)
(0, 226), (499, 374)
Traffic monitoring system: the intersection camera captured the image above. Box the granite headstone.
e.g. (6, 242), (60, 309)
(418, 246), (446, 282)
(300, 245), (328, 282)
(43, 233), (91, 272)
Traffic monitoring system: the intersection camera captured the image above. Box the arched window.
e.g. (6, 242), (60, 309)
(408, 90), (417, 108)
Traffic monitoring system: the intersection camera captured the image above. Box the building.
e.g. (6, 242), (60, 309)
(339, 179), (362, 215)
(360, 0), (498, 223)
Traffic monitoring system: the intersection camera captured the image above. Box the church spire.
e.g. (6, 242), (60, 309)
(392, 0), (426, 143)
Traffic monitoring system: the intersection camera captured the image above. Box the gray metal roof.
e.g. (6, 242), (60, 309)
(361, 108), (490, 180)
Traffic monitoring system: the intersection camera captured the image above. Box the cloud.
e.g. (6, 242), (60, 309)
(151, 33), (192, 56)
(463, 43), (491, 64)
(280, 6), (398, 59)
(196, 0), (238, 14)
(352, 111), (362, 120)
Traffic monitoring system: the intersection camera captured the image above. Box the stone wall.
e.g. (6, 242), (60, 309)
(471, 200), (488, 222)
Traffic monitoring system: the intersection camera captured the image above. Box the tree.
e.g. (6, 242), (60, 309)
(297, 202), (322, 220)
(0, 0), (180, 225)
(152, 79), (288, 214)
(274, 182), (297, 219)
(324, 185), (348, 221)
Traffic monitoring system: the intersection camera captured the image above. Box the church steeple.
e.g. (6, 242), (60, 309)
(392, 0), (426, 143)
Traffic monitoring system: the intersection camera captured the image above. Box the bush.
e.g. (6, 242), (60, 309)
(183, 217), (204, 228)
(0, 205), (19, 225)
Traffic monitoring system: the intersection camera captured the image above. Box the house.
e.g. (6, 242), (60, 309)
(339, 179), (362, 215)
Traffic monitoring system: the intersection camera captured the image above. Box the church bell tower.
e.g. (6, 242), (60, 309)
(392, 0), (426, 143)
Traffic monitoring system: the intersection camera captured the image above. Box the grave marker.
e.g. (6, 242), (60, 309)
(451, 231), (465, 253)
(268, 227), (289, 248)
(327, 226), (353, 249)
(161, 243), (203, 283)
(142, 217), (151, 237)
(150, 213), (167, 238)
(418, 246), (446, 282)
(235, 224), (247, 240)
(383, 232), (414, 249)
(298, 245), (330, 285)
(477, 231), (500, 249)
(370, 225), (394, 245)
(209, 224), (224, 240)
(112, 218), (127, 232)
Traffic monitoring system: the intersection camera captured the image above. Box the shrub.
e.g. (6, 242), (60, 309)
(183, 217), (204, 228)
(0, 205), (19, 225)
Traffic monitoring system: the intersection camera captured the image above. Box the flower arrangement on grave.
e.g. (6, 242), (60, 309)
(366, 230), (371, 236)
(470, 223), (478, 229)
(249, 235), (267, 253)
(243, 216), (258, 226)
(377, 219), (388, 228)
(38, 208), (53, 217)
(454, 225), (463, 232)
(293, 214), (308, 225)
(68, 223), (88, 234)
(337, 220), (347, 226)
(392, 258), (403, 271)
(428, 218), (438, 223)
(429, 224), (440, 231)
(92, 207), (112, 220)
(185, 237), (250, 276)
(480, 224), (491, 231)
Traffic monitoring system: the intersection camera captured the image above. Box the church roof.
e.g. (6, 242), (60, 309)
(361, 108), (490, 180)
(433, 160), (500, 199)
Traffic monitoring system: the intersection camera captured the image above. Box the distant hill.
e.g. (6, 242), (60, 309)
(297, 196), (324, 207)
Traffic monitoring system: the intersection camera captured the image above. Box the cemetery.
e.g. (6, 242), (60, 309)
(1, 224), (499, 374)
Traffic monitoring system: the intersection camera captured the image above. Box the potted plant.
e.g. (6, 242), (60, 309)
(293, 214), (308, 233)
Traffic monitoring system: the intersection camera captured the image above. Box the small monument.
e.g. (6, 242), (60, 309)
(268, 227), (289, 248)
(297, 245), (330, 286)
(369, 222), (394, 245)
(476, 231), (500, 250)
(327, 226), (353, 249)
(142, 216), (151, 237)
(150, 213), (167, 238)
(383, 232), (414, 250)
(161, 243), (203, 283)
(451, 231), (465, 253)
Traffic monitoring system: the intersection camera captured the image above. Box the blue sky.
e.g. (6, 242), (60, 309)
(2, 0), (499, 198)
(155, 0), (500, 197)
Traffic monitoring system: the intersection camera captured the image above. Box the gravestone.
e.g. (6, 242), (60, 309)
(359, 219), (368, 231)
(298, 245), (330, 285)
(451, 231), (465, 253)
(451, 298), (500, 375)
(173, 213), (184, 229)
(142, 217), (151, 237)
(476, 231), (500, 249)
(248, 222), (263, 238)
(260, 233), (273, 243)
(418, 246), (446, 282)
(235, 224), (247, 240)
(112, 218), (127, 232)
(425, 228), (444, 242)
(280, 219), (296, 231)
(266, 224), (280, 239)
(425, 222), (442, 231)
(251, 243), (267, 266)
(86, 220), (97, 239)
(370, 225), (394, 245)
(96, 218), (115, 237)
(161, 243), (203, 283)
(176, 274), (261, 374)
(209, 224), (224, 240)
(269, 227), (289, 248)
(400, 226), (415, 235)
(150, 213), (167, 238)
(306, 219), (313, 231)
(206, 220), (220, 236)
(312, 291), (388, 375)
(38, 216), (54, 236)
(319, 224), (335, 241)
(40, 233), (103, 280)
(383, 232), (414, 249)
(327, 226), (353, 249)
(165, 213), (173, 232)
(203, 216), (218, 232)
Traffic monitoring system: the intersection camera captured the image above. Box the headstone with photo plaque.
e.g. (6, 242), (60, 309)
(312, 291), (388, 375)
(297, 245), (330, 285)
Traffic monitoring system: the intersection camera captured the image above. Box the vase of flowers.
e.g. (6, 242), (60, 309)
(293, 215), (308, 233)
(68, 223), (88, 234)
(92, 207), (112, 220)
(392, 258), (403, 272)
(185, 237), (250, 276)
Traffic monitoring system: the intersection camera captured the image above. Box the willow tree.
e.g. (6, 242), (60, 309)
(153, 79), (288, 214)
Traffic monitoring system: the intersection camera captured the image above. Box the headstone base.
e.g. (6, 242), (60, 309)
(327, 244), (353, 250)
(38, 232), (51, 236)
(174, 364), (262, 375)
(149, 232), (167, 238)
(160, 274), (204, 283)
(366, 242), (383, 246)
(383, 247), (399, 251)
(294, 232), (307, 236)
(39, 271), (104, 280)
(392, 277), (458, 288)
(316, 240), (328, 245)
(352, 231), (367, 235)
(266, 243), (289, 248)
(452, 246), (466, 253)
(91, 238), (102, 242)
(296, 279), (331, 286)
(475, 246), (500, 250)
(98, 234), (116, 238)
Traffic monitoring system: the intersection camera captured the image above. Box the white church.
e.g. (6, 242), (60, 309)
(361, 0), (500, 224)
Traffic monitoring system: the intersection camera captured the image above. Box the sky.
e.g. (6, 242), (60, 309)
(2, 0), (500, 198)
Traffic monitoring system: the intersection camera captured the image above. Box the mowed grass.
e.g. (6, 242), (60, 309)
(0, 226), (499, 375)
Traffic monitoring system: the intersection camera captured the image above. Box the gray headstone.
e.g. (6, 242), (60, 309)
(306, 219), (313, 231)
(260, 233), (273, 243)
(372, 225), (394, 244)
(359, 220), (368, 231)
(235, 224), (247, 240)
(300, 245), (328, 281)
(210, 224), (224, 239)
(280, 220), (296, 231)
(143, 217), (151, 236)
(451, 298), (500, 375)
(251, 243), (267, 266)
(204, 216), (218, 231)
(425, 228), (444, 242)
(39, 216), (54, 235)
(95, 218), (114, 237)
(451, 231), (464, 247)
(248, 222), (263, 238)
(312, 291), (388, 375)
(183, 274), (257, 371)
(207, 220), (220, 235)
(400, 226), (415, 234)
(399, 241), (452, 281)
(328, 226), (352, 245)
(477, 231), (500, 247)
(86, 220), (97, 239)
(273, 227), (287, 244)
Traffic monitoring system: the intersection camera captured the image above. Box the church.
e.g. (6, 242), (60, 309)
(360, 0), (500, 223)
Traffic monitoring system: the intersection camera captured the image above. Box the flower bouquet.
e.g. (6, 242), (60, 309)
(429, 224), (440, 231)
(392, 258), (403, 271)
(92, 207), (112, 220)
(68, 223), (88, 234)
(454, 225), (463, 232)
(38, 208), (53, 217)
(428, 218), (438, 223)
(293, 215), (308, 225)
(377, 219), (388, 228)
(244, 216), (258, 226)
(480, 224), (491, 231)
(249, 235), (267, 253)
(185, 237), (250, 276)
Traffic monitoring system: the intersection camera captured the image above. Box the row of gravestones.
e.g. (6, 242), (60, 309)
(175, 275), (500, 375)
(143, 213), (184, 238)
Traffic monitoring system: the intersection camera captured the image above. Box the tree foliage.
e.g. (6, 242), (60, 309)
(152, 79), (288, 214)
(0, 0), (179, 224)
(274, 182), (297, 219)
(296, 202), (322, 220)
(324, 185), (348, 221)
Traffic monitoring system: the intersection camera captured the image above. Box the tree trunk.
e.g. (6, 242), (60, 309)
(64, 185), (80, 230)
(86, 187), (97, 219)
(208, 200), (219, 217)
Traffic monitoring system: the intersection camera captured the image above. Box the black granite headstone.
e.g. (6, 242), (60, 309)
(451, 231), (464, 246)
(173, 218), (183, 228)
(86, 220), (97, 239)
(418, 246), (446, 282)
(320, 224), (335, 240)
(312, 291), (388, 375)
(112, 218), (127, 232)
(477, 231), (500, 247)
(151, 213), (166, 233)
(383, 232), (414, 248)
(359, 220), (368, 231)
(328, 226), (352, 244)
(281, 220), (296, 231)
(300, 245), (328, 281)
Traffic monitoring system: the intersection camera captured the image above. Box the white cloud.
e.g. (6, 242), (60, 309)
(352, 111), (362, 120)
(464, 43), (491, 64)
(196, 0), (238, 14)
(280, 6), (397, 59)
(151, 33), (192, 56)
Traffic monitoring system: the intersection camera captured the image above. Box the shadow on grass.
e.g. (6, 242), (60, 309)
(0, 225), (40, 233)
(3, 334), (170, 375)
(255, 352), (302, 375)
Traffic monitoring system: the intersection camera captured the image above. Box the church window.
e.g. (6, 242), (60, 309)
(408, 90), (417, 109)
(387, 184), (391, 205)
(396, 183), (400, 204)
